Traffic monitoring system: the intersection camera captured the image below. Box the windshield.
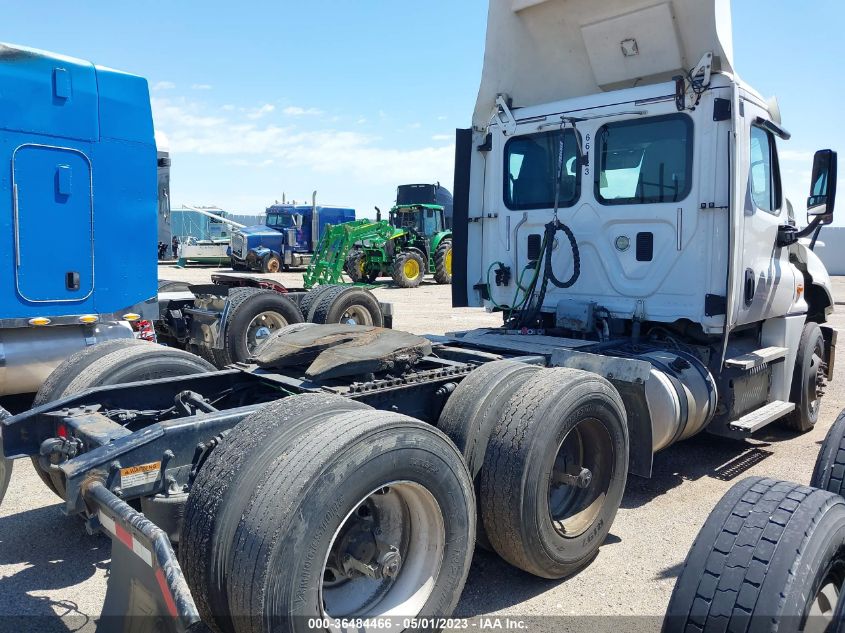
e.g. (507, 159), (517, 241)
(266, 214), (288, 227)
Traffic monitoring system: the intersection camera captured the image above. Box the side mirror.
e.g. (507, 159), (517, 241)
(807, 149), (837, 225)
(292, 213), (303, 228)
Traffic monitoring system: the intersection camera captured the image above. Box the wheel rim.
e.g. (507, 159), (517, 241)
(403, 259), (420, 280)
(320, 481), (445, 627)
(804, 562), (844, 633)
(548, 418), (614, 538)
(341, 305), (374, 326)
(267, 259), (280, 273)
(444, 249), (452, 275)
(807, 339), (827, 420)
(245, 311), (288, 353)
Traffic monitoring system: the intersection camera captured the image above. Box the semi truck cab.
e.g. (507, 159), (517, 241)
(0, 43), (158, 396)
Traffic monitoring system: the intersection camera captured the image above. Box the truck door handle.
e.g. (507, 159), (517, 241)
(744, 268), (755, 307)
(66, 271), (80, 291)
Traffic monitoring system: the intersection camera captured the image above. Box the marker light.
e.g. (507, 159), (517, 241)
(122, 313), (141, 322)
(28, 317), (51, 326)
(79, 315), (98, 324)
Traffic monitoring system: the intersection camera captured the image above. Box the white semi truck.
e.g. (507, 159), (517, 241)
(0, 1), (839, 631)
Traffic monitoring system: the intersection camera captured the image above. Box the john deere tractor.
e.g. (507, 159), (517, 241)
(346, 184), (453, 288)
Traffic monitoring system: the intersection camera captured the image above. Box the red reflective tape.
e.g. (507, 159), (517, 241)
(155, 567), (179, 618)
(114, 523), (134, 550)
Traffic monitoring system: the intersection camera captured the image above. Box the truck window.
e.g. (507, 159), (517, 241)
(504, 129), (580, 211)
(595, 114), (693, 205)
(749, 126), (782, 214)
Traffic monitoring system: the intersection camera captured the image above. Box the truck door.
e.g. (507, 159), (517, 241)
(732, 100), (794, 327)
(12, 144), (94, 303)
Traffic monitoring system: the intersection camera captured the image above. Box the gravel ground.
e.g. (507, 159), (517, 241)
(1, 267), (843, 631)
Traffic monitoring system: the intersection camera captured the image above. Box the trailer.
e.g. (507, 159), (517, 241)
(1, 0), (841, 631)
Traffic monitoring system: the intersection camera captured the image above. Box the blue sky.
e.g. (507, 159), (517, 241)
(3, 1), (843, 224)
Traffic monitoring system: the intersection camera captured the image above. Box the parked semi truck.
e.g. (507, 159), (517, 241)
(0, 1), (840, 631)
(229, 195), (355, 272)
(0, 44), (387, 397)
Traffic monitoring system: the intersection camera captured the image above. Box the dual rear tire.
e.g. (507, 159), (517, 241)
(180, 394), (475, 632)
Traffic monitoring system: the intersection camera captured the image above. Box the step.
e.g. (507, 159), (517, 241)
(729, 401), (795, 433)
(725, 346), (788, 370)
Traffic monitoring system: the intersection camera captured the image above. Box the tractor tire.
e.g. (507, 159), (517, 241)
(298, 284), (338, 320)
(158, 279), (192, 293)
(261, 254), (281, 274)
(345, 250), (366, 282)
(31, 338), (147, 496)
(180, 393), (371, 633)
(479, 367), (629, 578)
(782, 322), (826, 433)
(307, 285), (384, 327)
(0, 458), (11, 508)
(37, 344), (214, 498)
(226, 409), (475, 633)
(663, 477), (845, 633)
(214, 288), (303, 367)
(433, 238), (453, 284)
(812, 408), (845, 497)
(391, 250), (425, 288)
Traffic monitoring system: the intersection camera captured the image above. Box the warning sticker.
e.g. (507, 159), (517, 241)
(120, 462), (161, 489)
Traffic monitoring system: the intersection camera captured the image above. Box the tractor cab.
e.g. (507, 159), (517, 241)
(390, 204), (445, 240)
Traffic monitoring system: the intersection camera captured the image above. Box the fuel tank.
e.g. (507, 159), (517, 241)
(638, 349), (718, 452)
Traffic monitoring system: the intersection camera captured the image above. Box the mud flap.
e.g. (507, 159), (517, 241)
(84, 481), (208, 633)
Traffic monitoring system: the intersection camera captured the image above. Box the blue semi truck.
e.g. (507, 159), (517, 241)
(0, 43), (159, 396)
(229, 195), (355, 272)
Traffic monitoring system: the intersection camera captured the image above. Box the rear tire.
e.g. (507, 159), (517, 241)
(391, 250), (425, 288)
(307, 285), (384, 327)
(0, 458), (11, 508)
(226, 409), (475, 633)
(812, 408), (845, 497)
(438, 360), (542, 549)
(31, 338), (146, 496)
(298, 285), (338, 320)
(35, 344), (214, 498)
(214, 288), (303, 367)
(180, 393), (371, 633)
(664, 477), (845, 633)
(782, 322), (826, 433)
(479, 368), (629, 578)
(433, 238), (453, 284)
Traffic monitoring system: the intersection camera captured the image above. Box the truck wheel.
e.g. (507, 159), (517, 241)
(663, 477), (845, 633)
(215, 288), (304, 366)
(438, 359), (542, 550)
(226, 409), (475, 633)
(261, 254), (281, 274)
(230, 257), (247, 271)
(433, 238), (453, 284)
(391, 250), (425, 288)
(298, 284), (338, 320)
(157, 279), (191, 293)
(35, 344), (214, 498)
(0, 458), (11, 508)
(30, 338), (146, 496)
(782, 322), (827, 433)
(307, 285), (384, 327)
(180, 393), (372, 632)
(479, 368), (629, 578)
(812, 408), (845, 497)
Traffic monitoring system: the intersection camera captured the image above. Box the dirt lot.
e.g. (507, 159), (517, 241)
(1, 267), (844, 631)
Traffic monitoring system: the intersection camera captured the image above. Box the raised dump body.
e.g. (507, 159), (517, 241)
(0, 44), (158, 395)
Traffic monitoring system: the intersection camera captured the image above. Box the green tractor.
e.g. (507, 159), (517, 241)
(346, 185), (454, 288)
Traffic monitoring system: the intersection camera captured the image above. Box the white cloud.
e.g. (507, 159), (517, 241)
(191, 83), (213, 90)
(151, 96), (454, 188)
(154, 130), (170, 152)
(283, 106), (323, 116)
(247, 103), (276, 120)
(152, 81), (175, 91)
(408, 122), (422, 129)
(437, 115), (448, 121)
(780, 149), (815, 162)
(432, 134), (452, 141)
(357, 117), (367, 125)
